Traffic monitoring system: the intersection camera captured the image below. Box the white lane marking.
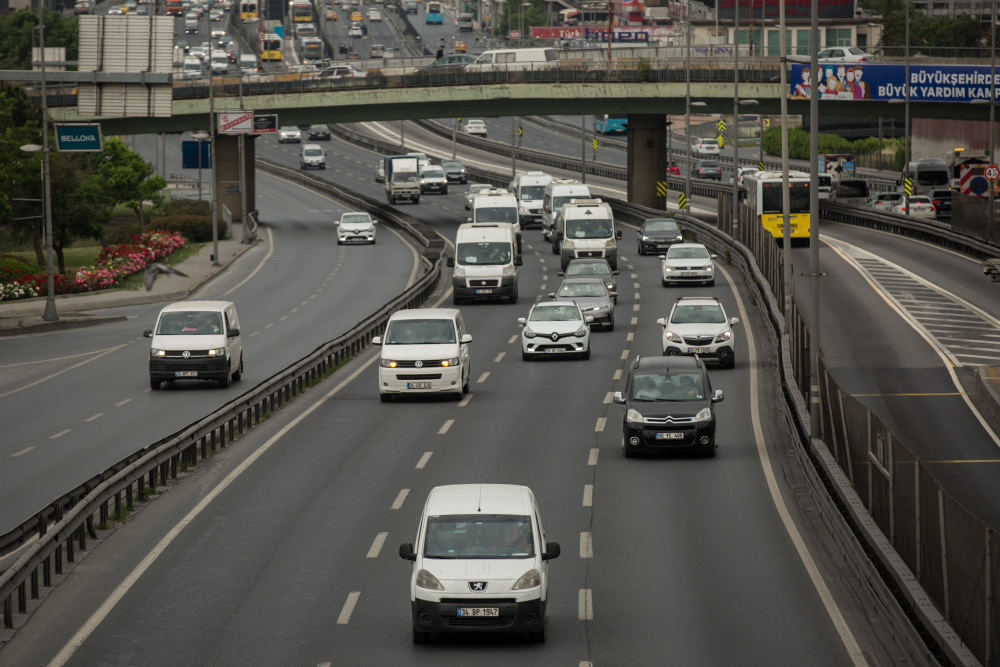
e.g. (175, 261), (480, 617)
(301, 301), (310, 306)
(291, 308), (300, 313)
(580, 663), (594, 667)
(249, 331), (260, 337)
(627, 264), (634, 269)
(494, 352), (505, 362)
(613, 369), (622, 380)
(222, 225), (275, 297)
(634, 292), (641, 299)
(634, 282), (640, 288)
(626, 332), (634, 341)
(115, 399), (132, 407)
(620, 256), (629, 261)
(279, 316), (288, 321)
(416, 452), (433, 469)
(319, 663), (332, 667)
(84, 413), (104, 422)
(715, 261), (869, 666)
(631, 273), (637, 278)
(12, 447), (35, 457)
(595, 418), (606, 432)
(40, 276), (388, 667)
(0, 344), (128, 400)
(540, 258), (546, 263)
(0, 346), (121, 369)
(633, 304), (640, 311)
(265, 323), (275, 329)
(578, 589), (594, 620)
(582, 485), (593, 506)
(508, 335), (518, 344)
(603, 392), (612, 404)
(366, 533), (389, 558)
(391, 489), (410, 510)
(588, 448), (599, 465)
(631, 317), (638, 325)
(336, 592), (361, 624)
(620, 350), (629, 360)
(536, 295), (542, 302)
(540, 284), (546, 290)
(437, 419), (454, 434)
(477, 372), (489, 383)
(580, 532), (593, 558)
(458, 393), (473, 407)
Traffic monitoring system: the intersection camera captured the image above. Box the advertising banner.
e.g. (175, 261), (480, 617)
(791, 63), (1000, 103)
(718, 0), (854, 21)
(218, 111), (254, 133)
(531, 26), (652, 41)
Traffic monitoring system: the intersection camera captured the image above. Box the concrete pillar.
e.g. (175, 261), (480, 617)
(626, 114), (667, 209)
(213, 134), (257, 237)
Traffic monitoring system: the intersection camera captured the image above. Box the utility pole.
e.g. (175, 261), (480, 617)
(808, 0), (821, 437)
(581, 115), (587, 184)
(210, 72), (220, 267)
(990, 0), (996, 216)
(39, 3), (57, 322)
(452, 118), (457, 158)
(684, 0), (691, 213)
(780, 0), (790, 316)
(732, 0), (739, 239)
(904, 0), (911, 216)
(511, 116), (517, 177)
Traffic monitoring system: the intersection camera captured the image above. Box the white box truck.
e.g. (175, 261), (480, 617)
(384, 155), (421, 204)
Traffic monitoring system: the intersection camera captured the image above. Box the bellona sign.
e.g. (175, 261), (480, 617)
(54, 124), (104, 152)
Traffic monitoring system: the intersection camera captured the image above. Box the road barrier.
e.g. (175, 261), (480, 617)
(0, 159), (446, 632)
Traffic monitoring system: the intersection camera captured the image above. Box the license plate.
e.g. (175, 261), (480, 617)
(681, 272), (699, 277)
(457, 607), (499, 617)
(407, 382), (431, 389)
(349, 237), (366, 242)
(689, 347), (711, 354)
(544, 348), (565, 353)
(657, 244), (669, 248)
(475, 289), (492, 294)
(175, 371), (198, 377)
(655, 432), (685, 440)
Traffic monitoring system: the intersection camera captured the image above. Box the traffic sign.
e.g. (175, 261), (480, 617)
(903, 178), (913, 196)
(717, 119), (726, 132)
(716, 134), (725, 148)
(592, 138), (598, 151)
(656, 181), (668, 197)
(678, 193), (688, 210)
(986, 164), (1000, 181)
(181, 140), (211, 168)
(55, 124), (103, 152)
(509, 29), (520, 39)
(517, 126), (523, 137)
(762, 118), (771, 128)
(253, 114), (279, 133)
(758, 161), (765, 170)
(218, 111), (253, 134)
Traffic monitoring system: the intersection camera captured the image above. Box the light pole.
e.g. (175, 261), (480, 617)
(209, 69), (221, 267)
(779, 0), (790, 317)
(519, 1), (530, 45)
(35, 4), (57, 322)
(904, 0), (911, 215)
(511, 116), (517, 177)
(732, 0), (739, 236)
(683, 0), (692, 213)
(808, 0), (821, 436)
(192, 130), (210, 201)
(581, 115), (587, 184)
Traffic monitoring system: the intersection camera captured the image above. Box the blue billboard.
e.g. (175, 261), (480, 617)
(790, 63), (1000, 103)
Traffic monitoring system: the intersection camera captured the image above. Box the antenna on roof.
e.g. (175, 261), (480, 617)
(478, 487), (482, 512)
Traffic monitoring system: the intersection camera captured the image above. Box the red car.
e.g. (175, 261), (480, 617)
(667, 160), (680, 176)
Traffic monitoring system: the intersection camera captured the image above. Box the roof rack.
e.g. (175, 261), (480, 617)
(676, 295), (721, 301)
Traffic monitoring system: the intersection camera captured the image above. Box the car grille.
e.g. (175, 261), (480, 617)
(397, 374), (441, 380)
(150, 361), (224, 372)
(442, 616), (514, 627)
(575, 251), (604, 258)
(396, 360), (444, 367)
(643, 415), (697, 424)
(683, 336), (714, 345)
(468, 279), (499, 287)
(163, 350), (212, 357)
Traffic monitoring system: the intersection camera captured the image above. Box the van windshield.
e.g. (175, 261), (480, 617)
(631, 372), (706, 402)
(565, 218), (612, 239)
(475, 206), (517, 223)
(553, 194), (585, 210)
(457, 242), (512, 265)
(385, 319), (456, 344)
(156, 311), (223, 335)
(393, 172), (417, 183)
(424, 514), (535, 559)
(304, 148), (323, 156)
(519, 185), (545, 200)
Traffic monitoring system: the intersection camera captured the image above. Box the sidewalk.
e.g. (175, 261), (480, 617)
(0, 237), (255, 337)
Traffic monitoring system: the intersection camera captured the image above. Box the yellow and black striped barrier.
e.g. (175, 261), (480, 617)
(678, 193), (688, 210)
(758, 161), (765, 171)
(903, 178), (913, 196)
(656, 181), (668, 197)
(592, 138), (598, 151)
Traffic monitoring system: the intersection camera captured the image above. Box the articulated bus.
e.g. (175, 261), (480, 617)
(239, 0), (258, 19)
(595, 115), (627, 134)
(293, 0), (313, 21)
(743, 170), (811, 247)
(262, 34), (283, 60)
(425, 1), (442, 22)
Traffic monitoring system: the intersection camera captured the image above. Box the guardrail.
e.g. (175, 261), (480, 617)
(0, 159), (446, 630)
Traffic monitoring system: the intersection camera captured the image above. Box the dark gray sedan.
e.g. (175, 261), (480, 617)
(441, 159), (467, 183)
(415, 54), (476, 74)
(548, 277), (617, 330)
(558, 259), (618, 301)
(692, 160), (722, 181)
(637, 218), (684, 255)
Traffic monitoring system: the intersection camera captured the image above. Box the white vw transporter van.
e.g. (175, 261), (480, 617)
(448, 223), (521, 305)
(144, 301), (243, 390)
(373, 308), (472, 401)
(399, 484), (561, 643)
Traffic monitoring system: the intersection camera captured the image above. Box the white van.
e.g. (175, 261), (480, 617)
(469, 188), (521, 253)
(448, 223), (521, 304)
(239, 53), (258, 74)
(465, 47), (560, 72)
(300, 143), (326, 169)
(209, 49), (229, 72)
(554, 198), (622, 271)
(508, 171), (552, 228)
(373, 308), (472, 401)
(541, 179), (590, 242)
(144, 301), (243, 390)
(399, 484), (560, 644)
(182, 55), (204, 79)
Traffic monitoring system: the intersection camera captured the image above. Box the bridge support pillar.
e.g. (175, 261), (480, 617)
(213, 134), (257, 234)
(626, 114), (667, 210)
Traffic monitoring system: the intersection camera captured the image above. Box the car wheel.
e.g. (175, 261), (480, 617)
(380, 393), (392, 403)
(371, 237), (376, 244)
(219, 372), (231, 388)
(508, 286), (518, 304)
(150, 378), (161, 390)
(703, 441), (717, 458)
(623, 439), (636, 458)
(606, 318), (614, 332)
(522, 351), (532, 361)
(706, 279), (715, 287)
(661, 278), (669, 287)
(442, 186), (448, 194)
(232, 356), (243, 381)
(551, 243), (559, 255)
(529, 624), (546, 643)
(453, 294), (463, 306)
(390, 196), (396, 205)
(637, 243), (644, 256)
(413, 627), (431, 644)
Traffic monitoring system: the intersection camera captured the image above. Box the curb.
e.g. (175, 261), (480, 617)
(0, 316), (129, 338)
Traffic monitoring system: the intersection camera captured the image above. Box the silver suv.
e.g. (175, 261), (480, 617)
(656, 296), (739, 368)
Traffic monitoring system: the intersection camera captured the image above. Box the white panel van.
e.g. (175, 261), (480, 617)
(448, 223), (521, 304)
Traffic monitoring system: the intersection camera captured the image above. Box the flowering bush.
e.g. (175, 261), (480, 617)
(0, 282), (38, 301)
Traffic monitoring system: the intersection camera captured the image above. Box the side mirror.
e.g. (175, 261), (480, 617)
(557, 271), (565, 276)
(517, 317), (526, 325)
(227, 328), (240, 337)
(612, 270), (620, 275)
(447, 256), (455, 267)
(730, 317), (740, 326)
(710, 253), (718, 259)
(542, 542), (560, 561)
(143, 329), (152, 338)
(372, 336), (382, 345)
(655, 317), (666, 326)
(334, 219), (341, 225)
(712, 389), (725, 403)
(514, 255), (523, 266)
(466, 217), (472, 223)
(556, 231), (564, 240)
(585, 315), (594, 323)
(658, 254), (666, 260)
(612, 391), (625, 404)
(399, 542), (416, 561)
(460, 334), (473, 344)
(372, 219), (378, 224)
(546, 292), (556, 299)
(608, 292), (618, 299)
(615, 230), (623, 240)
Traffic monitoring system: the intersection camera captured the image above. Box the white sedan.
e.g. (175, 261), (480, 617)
(818, 47), (873, 63)
(464, 183), (492, 210)
(349, 25), (364, 37)
(277, 126), (302, 143)
(462, 120), (487, 137)
(736, 167), (759, 185)
(337, 212), (377, 244)
(518, 302), (592, 360)
(891, 196), (936, 219)
(660, 243), (717, 287)
(693, 138), (720, 155)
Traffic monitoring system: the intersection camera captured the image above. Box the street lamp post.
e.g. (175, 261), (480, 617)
(732, 0), (739, 238)
(37, 4), (57, 322)
(684, 0), (692, 213)
(904, 0), (911, 216)
(209, 70), (221, 267)
(779, 0), (790, 317)
(808, 0), (821, 436)
(581, 115), (587, 184)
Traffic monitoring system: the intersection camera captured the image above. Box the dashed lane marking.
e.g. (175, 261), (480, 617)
(620, 350), (629, 360)
(580, 532), (593, 558)
(458, 394), (473, 407)
(51, 430), (71, 439)
(582, 485), (593, 506)
(279, 316), (288, 321)
(336, 592), (361, 624)
(391, 489), (410, 510)
(249, 331), (260, 337)
(85, 413), (104, 422)
(494, 352), (505, 362)
(12, 447), (35, 457)
(477, 372), (490, 383)
(633, 304), (640, 311)
(265, 323), (275, 328)
(115, 399), (131, 407)
(631, 317), (638, 325)
(291, 308), (299, 313)
(627, 332), (634, 341)
(366, 533), (388, 558)
(595, 417), (606, 432)
(588, 448), (599, 465)
(613, 369), (622, 380)
(438, 419), (454, 434)
(578, 589), (594, 620)
(416, 452), (433, 469)
(508, 335), (518, 344)
(603, 392), (612, 404)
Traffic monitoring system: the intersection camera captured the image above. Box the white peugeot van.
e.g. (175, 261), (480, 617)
(553, 198), (622, 271)
(144, 301), (243, 390)
(399, 484), (561, 644)
(373, 308), (472, 401)
(448, 223), (521, 304)
(300, 143), (326, 170)
(464, 47), (560, 72)
(469, 188), (521, 253)
(541, 179), (590, 241)
(508, 171), (552, 228)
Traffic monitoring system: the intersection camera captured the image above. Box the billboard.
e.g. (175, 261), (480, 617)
(718, 0), (855, 21)
(531, 26), (654, 41)
(790, 63), (1000, 103)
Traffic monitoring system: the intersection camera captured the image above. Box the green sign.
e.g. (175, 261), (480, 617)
(55, 124), (103, 152)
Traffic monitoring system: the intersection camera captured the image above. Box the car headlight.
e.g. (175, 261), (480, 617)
(502, 264), (515, 276)
(675, 235), (684, 241)
(207, 347), (226, 356)
(512, 569), (541, 590)
(714, 331), (732, 343)
(574, 326), (588, 337)
(520, 207), (529, 214)
(626, 408), (643, 423)
(453, 264), (466, 277)
(605, 238), (615, 247)
(416, 569), (444, 591)
(380, 359), (398, 368)
(562, 239), (575, 249)
(664, 331), (683, 343)
(642, 236), (650, 241)
(605, 281), (614, 290)
(523, 327), (537, 339)
(705, 265), (714, 271)
(420, 180), (426, 184)
(664, 265), (675, 272)
(461, 168), (466, 172)
(151, 348), (166, 357)
(694, 407), (713, 422)
(441, 357), (459, 367)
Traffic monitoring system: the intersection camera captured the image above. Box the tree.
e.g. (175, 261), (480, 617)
(497, 0), (548, 37)
(99, 139), (167, 233)
(0, 84), (45, 264)
(0, 8), (79, 71)
(47, 150), (114, 274)
(862, 0), (984, 52)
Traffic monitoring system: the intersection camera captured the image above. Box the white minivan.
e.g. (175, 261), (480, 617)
(508, 171), (552, 228)
(464, 47), (560, 71)
(469, 188), (521, 253)
(399, 484), (560, 644)
(554, 198), (622, 271)
(541, 179), (590, 241)
(373, 308), (472, 401)
(448, 223), (521, 304)
(144, 301), (243, 390)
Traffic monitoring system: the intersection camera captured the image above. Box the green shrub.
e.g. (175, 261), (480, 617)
(763, 126), (901, 160)
(104, 222), (142, 245)
(0, 255), (43, 275)
(153, 199), (211, 218)
(149, 215), (228, 243)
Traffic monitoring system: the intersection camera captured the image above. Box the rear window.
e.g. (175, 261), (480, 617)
(837, 180), (869, 198)
(544, 49), (559, 61)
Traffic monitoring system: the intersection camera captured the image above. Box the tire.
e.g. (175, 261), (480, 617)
(380, 393), (391, 402)
(442, 186), (448, 194)
(232, 356), (243, 381)
(637, 243), (644, 256)
(661, 279), (669, 287)
(414, 197), (420, 204)
(529, 624), (546, 643)
(580, 346), (591, 360)
(522, 351), (532, 361)
(623, 440), (636, 458)
(551, 243), (559, 255)
(390, 196), (396, 205)
(508, 286), (518, 304)
(706, 279), (715, 287)
(150, 378), (161, 390)
(453, 294), (463, 306)
(219, 372), (231, 388)
(413, 627), (430, 644)
(703, 442), (717, 458)
(606, 317), (614, 332)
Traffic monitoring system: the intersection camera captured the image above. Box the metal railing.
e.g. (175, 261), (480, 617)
(0, 159), (445, 630)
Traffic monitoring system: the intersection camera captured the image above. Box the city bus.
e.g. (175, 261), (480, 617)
(301, 37), (323, 61)
(425, 1), (442, 22)
(743, 170), (811, 247)
(293, 0), (313, 21)
(595, 115), (627, 134)
(262, 34), (283, 60)
(239, 0), (258, 19)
